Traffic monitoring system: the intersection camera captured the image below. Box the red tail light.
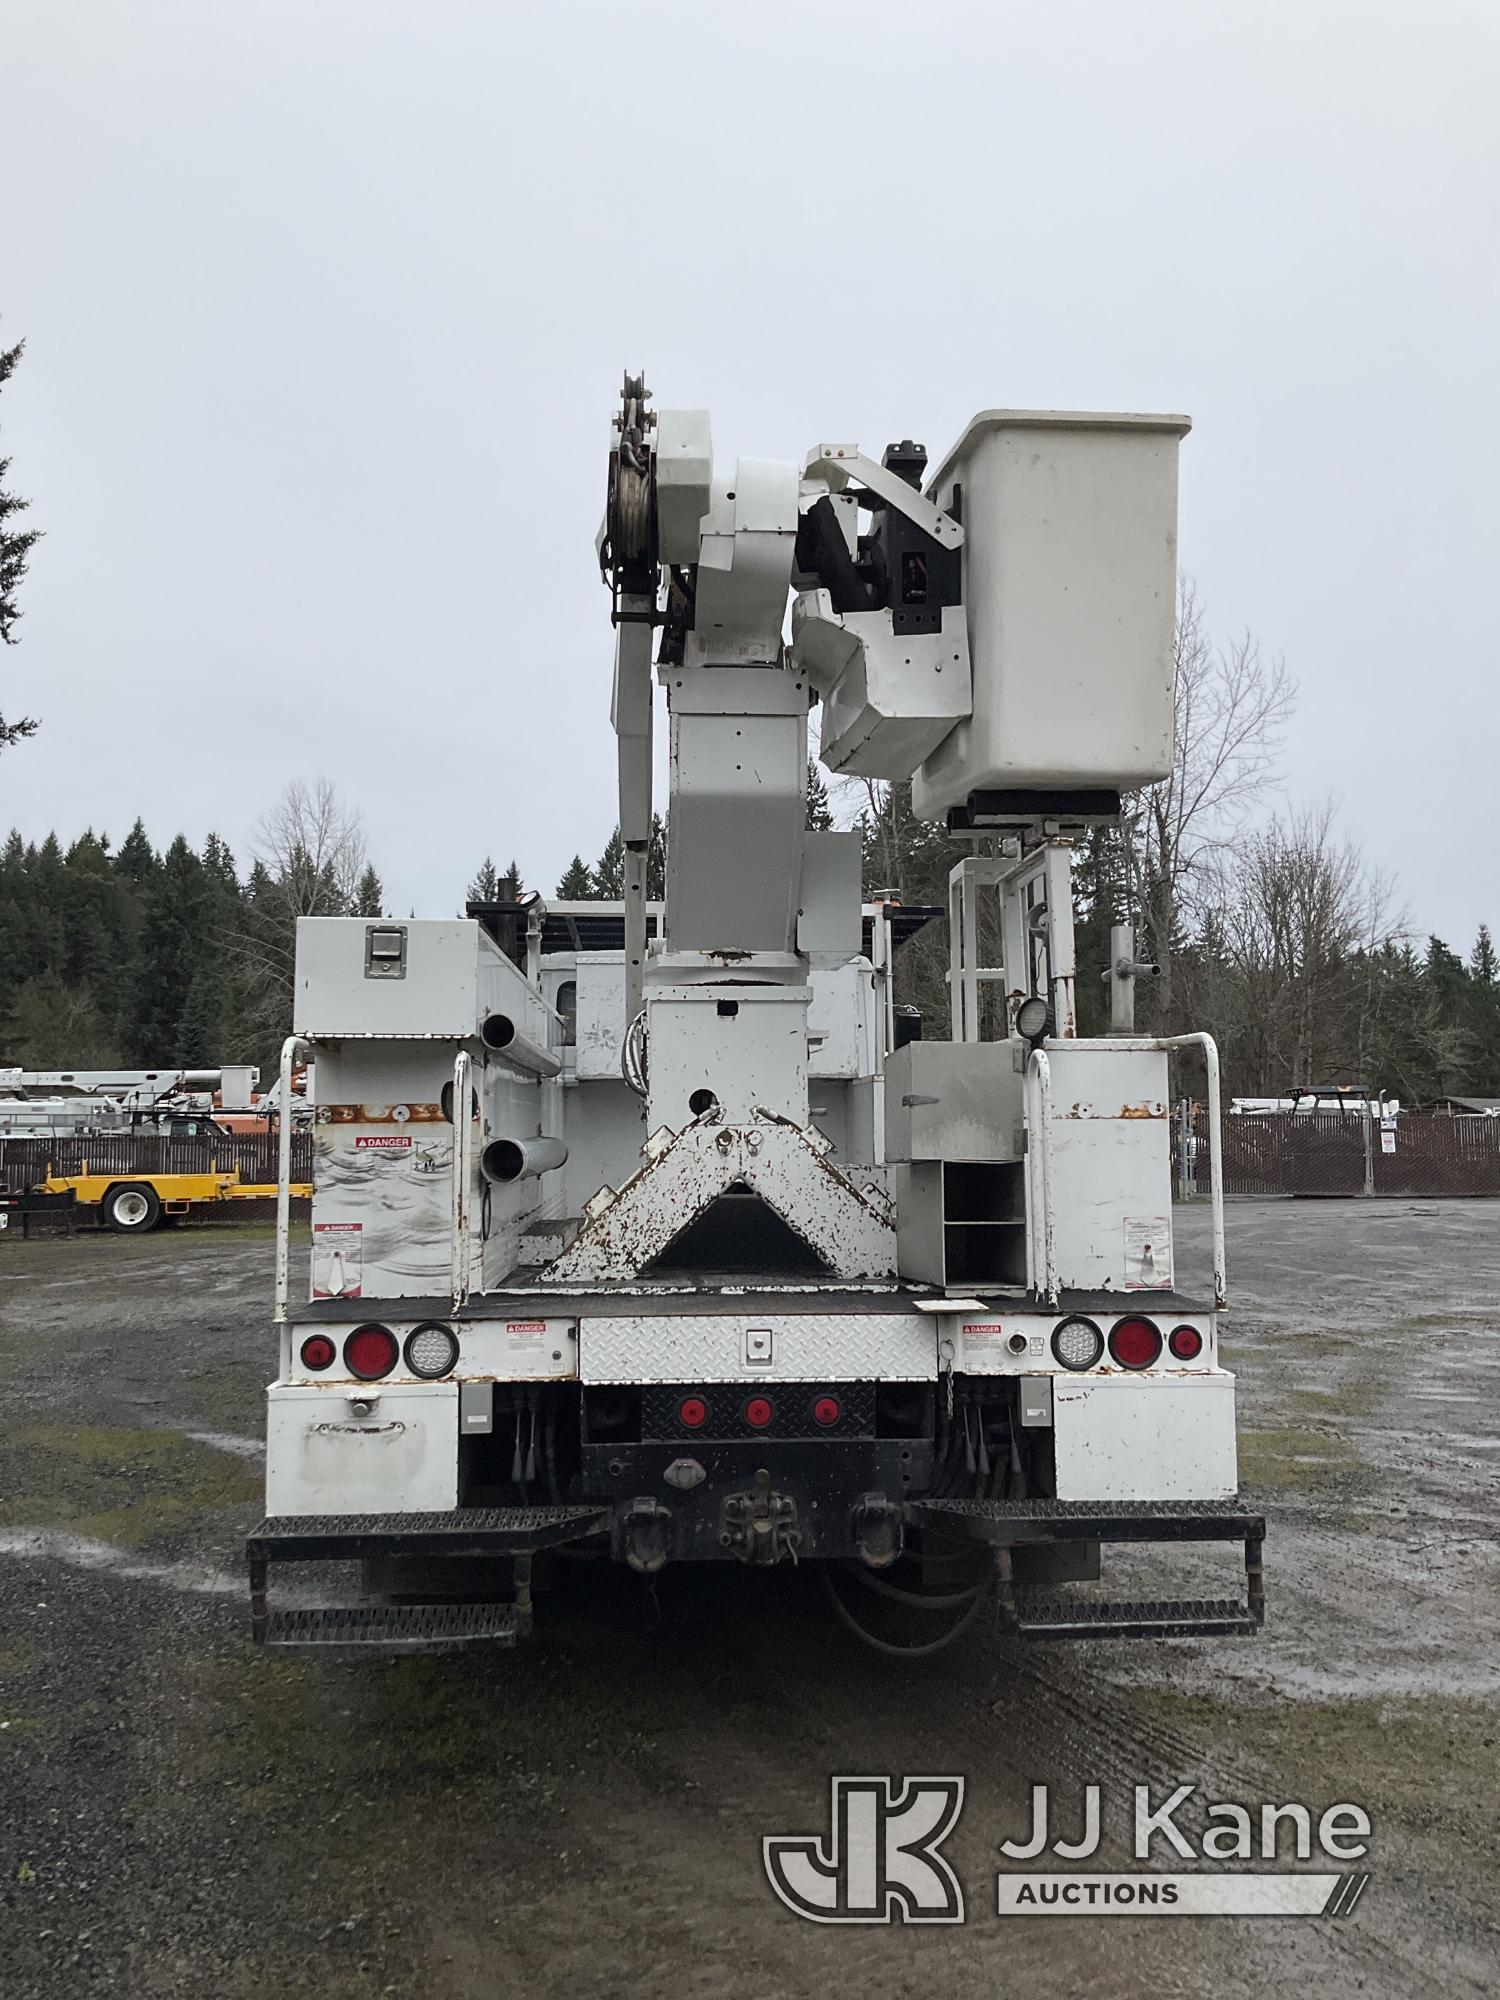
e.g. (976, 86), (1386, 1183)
(299, 1334), (336, 1372)
(679, 1395), (709, 1429)
(1109, 1317), (1162, 1369)
(1168, 1324), (1204, 1360)
(744, 1396), (774, 1429)
(812, 1395), (841, 1427)
(344, 1324), (398, 1381)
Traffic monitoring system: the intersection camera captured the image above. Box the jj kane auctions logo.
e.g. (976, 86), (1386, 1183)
(764, 1778), (1372, 1923)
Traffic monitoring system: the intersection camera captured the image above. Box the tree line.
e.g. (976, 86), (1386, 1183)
(0, 781), (380, 1076)
(4, 605), (1496, 1103)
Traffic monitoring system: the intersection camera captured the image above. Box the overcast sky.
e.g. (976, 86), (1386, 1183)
(4, 0), (1497, 948)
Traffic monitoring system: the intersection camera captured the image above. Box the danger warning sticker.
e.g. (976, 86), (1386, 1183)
(312, 1221), (362, 1299)
(355, 1134), (413, 1151)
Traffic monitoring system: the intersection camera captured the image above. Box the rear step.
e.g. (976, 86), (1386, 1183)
(1009, 1596), (1260, 1641)
(261, 1602), (521, 1654)
(246, 1504), (609, 1563)
(908, 1497), (1266, 1641)
(247, 1505), (610, 1652)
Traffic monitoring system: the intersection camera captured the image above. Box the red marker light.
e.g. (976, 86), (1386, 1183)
(679, 1396), (709, 1429)
(299, 1334), (336, 1372)
(1168, 1324), (1204, 1361)
(1108, 1317), (1162, 1370)
(744, 1396), (774, 1429)
(344, 1324), (399, 1381)
(812, 1395), (841, 1427)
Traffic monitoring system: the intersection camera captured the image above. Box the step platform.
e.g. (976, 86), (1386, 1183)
(261, 1601), (523, 1654)
(908, 1496), (1265, 1641)
(247, 1505), (609, 1652)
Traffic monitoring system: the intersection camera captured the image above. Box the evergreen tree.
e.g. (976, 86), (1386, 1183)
(128, 835), (208, 1062)
(1466, 925), (1500, 1093)
(586, 821), (665, 899)
(114, 818), (157, 884)
(467, 857), (502, 902)
(556, 854), (593, 898)
(590, 829), (624, 897)
(806, 760), (834, 831)
(0, 332), (41, 746)
(353, 863), (383, 916)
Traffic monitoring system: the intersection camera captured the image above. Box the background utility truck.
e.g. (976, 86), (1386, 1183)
(248, 379), (1263, 1656)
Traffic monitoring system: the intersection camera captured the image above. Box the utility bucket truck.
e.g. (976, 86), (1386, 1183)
(247, 379), (1263, 1656)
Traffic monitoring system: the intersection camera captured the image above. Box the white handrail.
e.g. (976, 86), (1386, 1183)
(1044, 1033), (1226, 1310)
(1026, 1047), (1058, 1305)
(451, 1049), (474, 1313)
(273, 1034), (310, 1326)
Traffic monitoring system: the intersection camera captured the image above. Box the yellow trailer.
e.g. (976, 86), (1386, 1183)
(41, 1167), (312, 1233)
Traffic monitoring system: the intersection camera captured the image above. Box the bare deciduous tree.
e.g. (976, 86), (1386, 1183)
(253, 777), (368, 919)
(1197, 800), (1403, 1090)
(1125, 578), (1295, 1022)
(228, 778), (370, 1046)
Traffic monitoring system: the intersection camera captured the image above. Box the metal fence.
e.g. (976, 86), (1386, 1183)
(1177, 1106), (1500, 1199)
(0, 1130), (313, 1193)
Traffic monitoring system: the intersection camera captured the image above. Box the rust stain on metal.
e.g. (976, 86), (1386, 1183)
(318, 1102), (447, 1125)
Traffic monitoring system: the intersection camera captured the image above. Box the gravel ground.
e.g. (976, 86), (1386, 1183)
(0, 1202), (1496, 1998)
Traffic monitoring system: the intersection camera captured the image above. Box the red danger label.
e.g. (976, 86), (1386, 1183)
(963, 1322), (1003, 1335)
(355, 1135), (413, 1150)
(507, 1321), (546, 1334)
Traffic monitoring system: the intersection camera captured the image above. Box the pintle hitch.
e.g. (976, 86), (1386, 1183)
(719, 1468), (802, 1566)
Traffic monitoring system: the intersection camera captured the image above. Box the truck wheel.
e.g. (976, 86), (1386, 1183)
(103, 1183), (162, 1234)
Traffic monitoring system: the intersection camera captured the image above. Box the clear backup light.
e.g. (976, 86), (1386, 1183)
(1051, 1316), (1104, 1371)
(404, 1322), (460, 1379)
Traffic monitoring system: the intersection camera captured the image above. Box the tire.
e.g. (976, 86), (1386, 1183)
(103, 1183), (162, 1234)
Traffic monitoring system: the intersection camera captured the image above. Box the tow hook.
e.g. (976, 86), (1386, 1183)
(720, 1468), (801, 1566)
(851, 1492), (904, 1569)
(617, 1496), (674, 1573)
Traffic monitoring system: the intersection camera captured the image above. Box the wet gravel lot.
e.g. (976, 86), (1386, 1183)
(1, 1201), (1496, 1998)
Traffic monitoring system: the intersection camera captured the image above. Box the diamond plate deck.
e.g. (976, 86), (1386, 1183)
(247, 1505), (608, 1561)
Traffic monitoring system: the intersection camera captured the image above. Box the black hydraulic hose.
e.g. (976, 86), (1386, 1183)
(820, 1556), (997, 1659)
(544, 1403), (560, 1505)
(842, 1564), (992, 1612)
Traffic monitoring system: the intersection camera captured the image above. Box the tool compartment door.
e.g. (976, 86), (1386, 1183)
(266, 1382), (458, 1515)
(1052, 1373), (1237, 1501)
